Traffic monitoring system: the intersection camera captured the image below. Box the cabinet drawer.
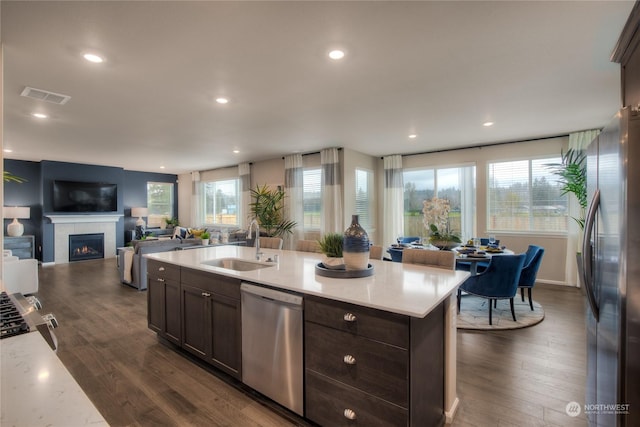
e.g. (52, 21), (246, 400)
(147, 260), (180, 282)
(181, 268), (240, 300)
(306, 322), (408, 407)
(305, 296), (409, 348)
(306, 370), (408, 427)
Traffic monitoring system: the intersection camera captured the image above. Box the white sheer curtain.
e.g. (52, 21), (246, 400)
(191, 171), (203, 227)
(284, 154), (304, 250)
(383, 155), (404, 248)
(566, 129), (599, 286)
(321, 148), (343, 234)
(238, 163), (251, 229)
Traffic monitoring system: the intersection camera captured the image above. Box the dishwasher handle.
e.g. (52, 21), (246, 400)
(240, 282), (303, 307)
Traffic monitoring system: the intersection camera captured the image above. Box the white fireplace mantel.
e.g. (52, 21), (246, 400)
(46, 214), (122, 263)
(46, 214), (123, 224)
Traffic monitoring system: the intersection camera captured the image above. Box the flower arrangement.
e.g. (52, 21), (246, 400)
(422, 197), (461, 250)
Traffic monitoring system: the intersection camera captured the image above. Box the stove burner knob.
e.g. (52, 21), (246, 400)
(42, 313), (58, 329)
(26, 296), (42, 310)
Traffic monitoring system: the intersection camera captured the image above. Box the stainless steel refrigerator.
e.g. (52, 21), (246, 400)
(582, 106), (640, 427)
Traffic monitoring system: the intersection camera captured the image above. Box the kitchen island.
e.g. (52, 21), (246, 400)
(146, 245), (468, 426)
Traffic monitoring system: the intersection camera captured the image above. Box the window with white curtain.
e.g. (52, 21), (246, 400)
(355, 168), (374, 232)
(303, 168), (321, 232)
(146, 182), (174, 227)
(403, 165), (476, 240)
(202, 178), (240, 226)
(487, 157), (566, 233)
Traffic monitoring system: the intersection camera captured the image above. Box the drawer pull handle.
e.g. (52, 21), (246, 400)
(201, 292), (211, 297)
(343, 355), (356, 365)
(343, 313), (357, 322)
(156, 278), (165, 282)
(343, 409), (357, 420)
(158, 267), (165, 271)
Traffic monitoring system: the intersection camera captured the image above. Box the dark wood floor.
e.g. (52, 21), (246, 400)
(33, 258), (587, 426)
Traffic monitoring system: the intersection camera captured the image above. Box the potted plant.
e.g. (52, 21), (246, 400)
(422, 197), (461, 250)
(200, 231), (210, 246)
(546, 148), (587, 284)
(164, 217), (180, 229)
(545, 148), (587, 230)
(318, 232), (345, 269)
(249, 184), (297, 238)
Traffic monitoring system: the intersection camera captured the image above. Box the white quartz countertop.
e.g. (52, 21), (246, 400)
(146, 245), (469, 318)
(1, 332), (109, 427)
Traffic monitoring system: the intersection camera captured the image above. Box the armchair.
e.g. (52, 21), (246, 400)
(518, 245), (545, 310)
(457, 254), (526, 325)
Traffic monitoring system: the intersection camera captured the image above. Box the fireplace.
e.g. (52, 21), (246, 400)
(69, 233), (105, 262)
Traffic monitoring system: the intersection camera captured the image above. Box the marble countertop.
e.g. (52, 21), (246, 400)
(1, 332), (108, 427)
(146, 245), (469, 318)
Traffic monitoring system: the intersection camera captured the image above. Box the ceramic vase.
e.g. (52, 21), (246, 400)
(343, 215), (370, 271)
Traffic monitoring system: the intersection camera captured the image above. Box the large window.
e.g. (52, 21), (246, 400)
(487, 157), (567, 233)
(355, 168), (374, 232)
(303, 168), (321, 232)
(203, 178), (240, 226)
(147, 182), (174, 227)
(403, 165), (475, 240)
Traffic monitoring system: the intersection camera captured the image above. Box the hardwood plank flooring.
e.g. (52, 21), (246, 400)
(31, 259), (586, 426)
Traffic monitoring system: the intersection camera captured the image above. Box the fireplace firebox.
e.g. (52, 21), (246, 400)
(69, 233), (105, 262)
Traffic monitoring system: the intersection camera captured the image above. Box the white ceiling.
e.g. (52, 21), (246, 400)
(1, 1), (635, 175)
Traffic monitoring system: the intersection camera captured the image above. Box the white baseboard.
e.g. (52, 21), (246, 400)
(41, 262), (56, 267)
(445, 396), (460, 424)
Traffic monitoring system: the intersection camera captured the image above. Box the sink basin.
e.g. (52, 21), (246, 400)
(201, 258), (274, 272)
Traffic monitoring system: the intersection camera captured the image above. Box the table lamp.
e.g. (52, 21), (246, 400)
(131, 207), (148, 240)
(131, 207), (148, 228)
(4, 206), (30, 237)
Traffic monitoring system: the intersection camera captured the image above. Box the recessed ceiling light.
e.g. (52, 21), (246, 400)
(408, 134), (417, 139)
(233, 150), (240, 154)
(83, 53), (104, 63)
(32, 113), (48, 119)
(4, 149), (13, 153)
(159, 166), (165, 169)
(216, 97), (229, 104)
(483, 121), (494, 127)
(328, 50), (345, 60)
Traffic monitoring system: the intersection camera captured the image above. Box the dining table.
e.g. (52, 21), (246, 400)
(454, 246), (514, 275)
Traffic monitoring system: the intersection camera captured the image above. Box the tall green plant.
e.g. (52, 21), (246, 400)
(3, 171), (26, 183)
(545, 148), (587, 229)
(249, 184), (297, 238)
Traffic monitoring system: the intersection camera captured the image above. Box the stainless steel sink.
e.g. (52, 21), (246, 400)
(201, 258), (274, 271)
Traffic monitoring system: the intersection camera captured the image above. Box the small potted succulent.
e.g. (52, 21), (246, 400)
(318, 233), (345, 269)
(201, 231), (210, 246)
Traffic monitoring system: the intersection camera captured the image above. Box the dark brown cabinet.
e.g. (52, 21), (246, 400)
(305, 296), (445, 427)
(147, 260), (181, 346)
(181, 268), (242, 378)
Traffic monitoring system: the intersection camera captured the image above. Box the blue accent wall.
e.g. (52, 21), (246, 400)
(3, 159), (178, 263)
(4, 160), (42, 258)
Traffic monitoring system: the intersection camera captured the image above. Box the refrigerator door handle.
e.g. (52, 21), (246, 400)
(582, 188), (600, 321)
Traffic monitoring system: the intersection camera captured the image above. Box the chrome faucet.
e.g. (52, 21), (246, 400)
(249, 219), (262, 260)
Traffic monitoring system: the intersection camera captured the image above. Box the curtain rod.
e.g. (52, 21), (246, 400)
(380, 134), (570, 159)
(282, 147), (342, 159)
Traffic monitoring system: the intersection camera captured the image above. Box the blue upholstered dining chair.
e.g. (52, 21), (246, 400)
(457, 254), (526, 325)
(518, 245), (545, 311)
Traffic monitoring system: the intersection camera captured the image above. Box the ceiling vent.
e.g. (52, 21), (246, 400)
(20, 86), (71, 105)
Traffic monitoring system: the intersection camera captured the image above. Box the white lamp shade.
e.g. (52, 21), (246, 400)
(131, 207), (148, 218)
(3, 206), (30, 219)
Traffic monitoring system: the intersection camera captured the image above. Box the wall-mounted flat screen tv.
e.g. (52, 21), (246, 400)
(52, 180), (118, 212)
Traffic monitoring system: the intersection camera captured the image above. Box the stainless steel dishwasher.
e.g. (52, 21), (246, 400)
(240, 282), (304, 416)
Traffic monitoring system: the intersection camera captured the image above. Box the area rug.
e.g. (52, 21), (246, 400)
(457, 295), (545, 330)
